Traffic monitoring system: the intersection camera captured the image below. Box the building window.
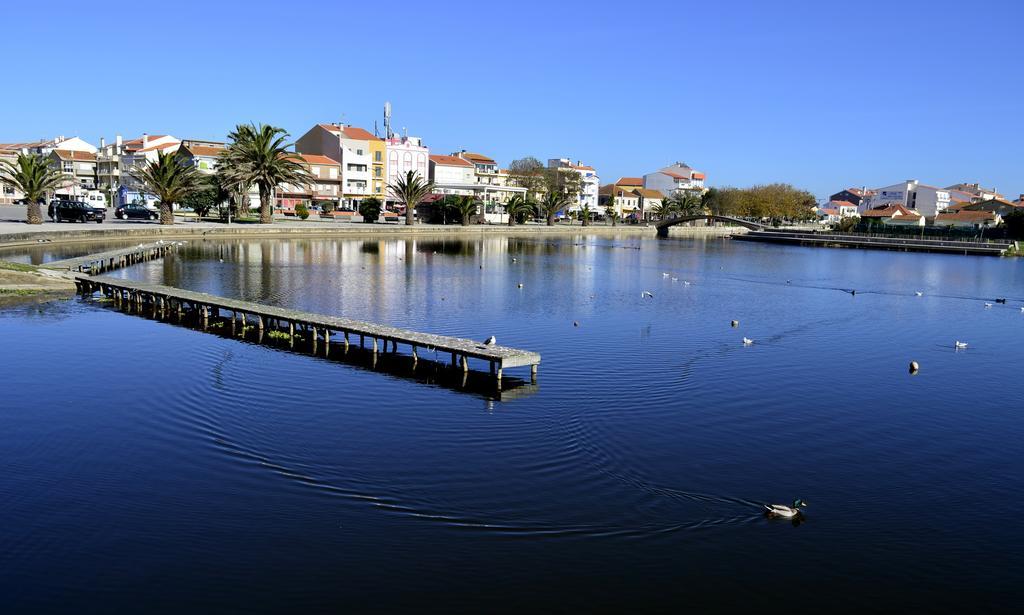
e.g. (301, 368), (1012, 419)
(374, 167), (382, 177)
(356, 149), (364, 156)
(374, 151), (382, 162)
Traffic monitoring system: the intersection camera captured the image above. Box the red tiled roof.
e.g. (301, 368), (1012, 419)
(297, 153), (339, 165)
(460, 152), (496, 164)
(691, 172), (706, 180)
(830, 200), (856, 208)
(936, 210), (999, 222)
(661, 170), (689, 180)
(430, 154), (473, 167)
(340, 126), (381, 141)
(633, 188), (665, 199)
(180, 144), (225, 157)
(860, 204), (920, 218)
(52, 149), (97, 161)
(616, 177), (643, 186)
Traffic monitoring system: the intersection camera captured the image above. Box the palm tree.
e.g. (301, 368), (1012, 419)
(579, 203), (591, 227)
(219, 123), (312, 224)
(676, 192), (704, 216)
(605, 194), (618, 226)
(446, 195), (478, 226)
(130, 150), (201, 224)
(389, 170), (434, 226)
(651, 197), (677, 220)
(0, 153), (66, 224)
(504, 194), (533, 227)
(538, 191), (568, 226)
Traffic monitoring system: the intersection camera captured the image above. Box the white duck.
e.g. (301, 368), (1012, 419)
(641, 291), (654, 299)
(915, 291), (923, 297)
(764, 499), (807, 518)
(954, 341), (968, 349)
(742, 337), (754, 345)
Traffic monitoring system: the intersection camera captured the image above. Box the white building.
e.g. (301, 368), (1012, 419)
(864, 180), (950, 218)
(386, 135), (429, 209)
(548, 158), (599, 213)
(644, 162), (706, 196)
(945, 182), (1001, 202)
(429, 154), (476, 197)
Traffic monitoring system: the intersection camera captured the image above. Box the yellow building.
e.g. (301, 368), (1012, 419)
(369, 138), (386, 201)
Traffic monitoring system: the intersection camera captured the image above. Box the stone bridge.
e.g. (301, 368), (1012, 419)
(655, 215), (766, 236)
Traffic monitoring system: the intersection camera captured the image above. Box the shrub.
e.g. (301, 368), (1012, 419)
(296, 203), (310, 220)
(360, 197), (382, 223)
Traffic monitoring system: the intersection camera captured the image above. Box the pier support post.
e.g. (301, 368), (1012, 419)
(372, 337), (379, 354)
(461, 355), (469, 373)
(531, 364), (538, 383)
(257, 315), (264, 331)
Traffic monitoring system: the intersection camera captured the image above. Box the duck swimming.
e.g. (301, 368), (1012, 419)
(764, 499), (807, 518)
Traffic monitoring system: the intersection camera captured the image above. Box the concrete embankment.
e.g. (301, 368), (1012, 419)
(0, 223), (659, 249)
(0, 261), (76, 306)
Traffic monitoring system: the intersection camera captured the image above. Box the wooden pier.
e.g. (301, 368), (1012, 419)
(46, 242), (180, 274)
(733, 230), (1015, 256)
(75, 274), (540, 383)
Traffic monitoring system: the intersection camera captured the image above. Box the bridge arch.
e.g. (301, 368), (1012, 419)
(655, 215), (765, 236)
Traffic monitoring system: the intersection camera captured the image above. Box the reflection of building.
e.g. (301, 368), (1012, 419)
(548, 158), (599, 213)
(644, 162), (705, 195)
(863, 180), (950, 218)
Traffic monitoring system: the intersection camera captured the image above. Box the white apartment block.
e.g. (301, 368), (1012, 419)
(644, 162), (706, 196)
(864, 180), (951, 218)
(548, 158), (599, 213)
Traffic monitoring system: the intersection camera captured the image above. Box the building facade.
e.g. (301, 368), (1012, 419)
(274, 154), (342, 210)
(863, 180), (951, 218)
(386, 136), (430, 209)
(547, 158), (599, 214)
(296, 124), (388, 210)
(644, 162), (706, 196)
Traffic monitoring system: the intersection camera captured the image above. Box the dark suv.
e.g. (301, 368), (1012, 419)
(49, 200), (105, 223)
(115, 204), (159, 221)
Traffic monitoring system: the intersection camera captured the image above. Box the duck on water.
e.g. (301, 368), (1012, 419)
(764, 499), (808, 518)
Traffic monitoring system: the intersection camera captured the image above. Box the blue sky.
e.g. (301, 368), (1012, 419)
(4, 0), (1022, 199)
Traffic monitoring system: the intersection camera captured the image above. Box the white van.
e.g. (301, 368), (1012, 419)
(82, 190), (108, 212)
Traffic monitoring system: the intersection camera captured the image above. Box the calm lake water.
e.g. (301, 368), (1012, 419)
(3, 235), (1023, 613)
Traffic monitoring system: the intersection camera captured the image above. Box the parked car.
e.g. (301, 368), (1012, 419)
(49, 200), (105, 223)
(115, 203), (159, 221)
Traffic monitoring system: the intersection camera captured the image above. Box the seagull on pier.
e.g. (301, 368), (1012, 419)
(742, 337), (754, 345)
(484, 335), (496, 346)
(954, 341), (968, 349)
(641, 291), (654, 299)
